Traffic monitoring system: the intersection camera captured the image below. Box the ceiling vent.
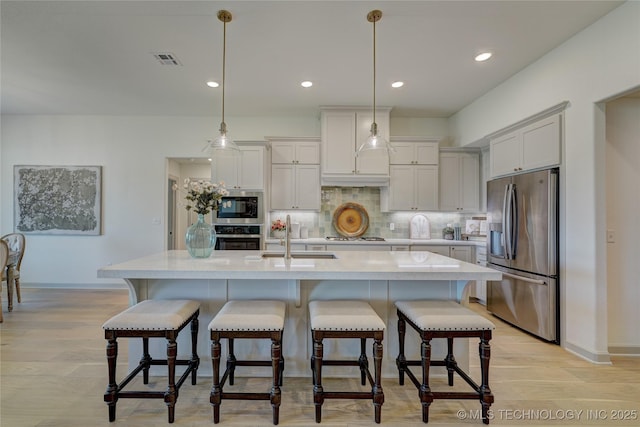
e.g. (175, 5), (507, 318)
(152, 52), (182, 66)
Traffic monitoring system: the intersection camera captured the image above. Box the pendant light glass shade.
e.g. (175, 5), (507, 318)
(205, 10), (241, 156)
(356, 9), (395, 157)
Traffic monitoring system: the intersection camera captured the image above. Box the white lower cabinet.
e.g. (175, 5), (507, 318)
(472, 246), (487, 305)
(411, 244), (473, 263)
(265, 243), (306, 252)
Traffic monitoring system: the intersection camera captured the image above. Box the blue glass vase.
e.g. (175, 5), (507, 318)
(185, 214), (216, 258)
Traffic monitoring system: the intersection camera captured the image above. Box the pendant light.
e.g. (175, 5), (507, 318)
(356, 9), (395, 157)
(205, 10), (241, 155)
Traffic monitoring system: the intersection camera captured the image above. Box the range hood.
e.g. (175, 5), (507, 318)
(321, 174), (389, 187)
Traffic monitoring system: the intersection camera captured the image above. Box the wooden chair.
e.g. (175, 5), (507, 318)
(395, 300), (496, 424)
(309, 300), (385, 424)
(0, 240), (9, 323)
(209, 300), (286, 425)
(1, 233), (26, 310)
(102, 299), (200, 423)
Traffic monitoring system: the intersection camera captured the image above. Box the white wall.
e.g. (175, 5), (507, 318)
(606, 96), (640, 354)
(0, 115), (319, 286)
(0, 113), (447, 287)
(449, 2), (640, 362)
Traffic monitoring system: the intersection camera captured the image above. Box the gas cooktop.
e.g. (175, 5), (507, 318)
(326, 236), (385, 241)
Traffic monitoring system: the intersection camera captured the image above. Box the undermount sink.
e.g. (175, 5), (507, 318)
(261, 251), (337, 259)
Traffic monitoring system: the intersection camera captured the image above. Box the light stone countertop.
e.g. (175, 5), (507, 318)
(264, 237), (487, 246)
(98, 249), (501, 282)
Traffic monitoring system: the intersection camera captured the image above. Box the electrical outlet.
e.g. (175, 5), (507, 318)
(607, 229), (615, 243)
(389, 222), (395, 231)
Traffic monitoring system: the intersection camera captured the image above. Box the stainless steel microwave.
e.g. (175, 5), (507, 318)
(213, 191), (264, 224)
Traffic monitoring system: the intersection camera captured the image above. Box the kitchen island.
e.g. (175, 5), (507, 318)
(98, 250), (501, 377)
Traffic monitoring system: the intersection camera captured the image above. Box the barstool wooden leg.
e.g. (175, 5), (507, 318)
(190, 316), (199, 385)
(420, 338), (433, 423)
(480, 333), (493, 425)
(445, 337), (455, 386)
(105, 337), (118, 422)
(227, 338), (236, 385)
(141, 337), (151, 384)
(312, 336), (324, 423)
(359, 338), (368, 386)
(211, 337), (222, 424)
(373, 337), (384, 424)
(278, 336), (285, 387)
(164, 338), (177, 423)
(396, 315), (407, 385)
(271, 337), (282, 425)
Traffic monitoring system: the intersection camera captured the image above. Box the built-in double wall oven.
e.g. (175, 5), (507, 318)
(213, 191), (263, 250)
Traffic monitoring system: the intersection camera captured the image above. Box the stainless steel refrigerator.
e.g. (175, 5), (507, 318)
(486, 168), (559, 343)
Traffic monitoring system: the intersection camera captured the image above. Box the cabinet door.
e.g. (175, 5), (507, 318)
(322, 111), (356, 175)
(521, 114), (561, 171)
(415, 165), (439, 210)
(388, 166), (415, 210)
(389, 142), (415, 165)
(296, 142), (320, 164)
(416, 143), (439, 165)
(459, 153), (479, 211)
(270, 164), (295, 210)
(412, 245), (449, 256)
(212, 155), (240, 188)
(238, 146), (264, 190)
(490, 132), (521, 177)
(271, 141), (296, 164)
(450, 246), (472, 263)
(438, 152), (460, 211)
(295, 164), (321, 210)
(355, 111), (389, 175)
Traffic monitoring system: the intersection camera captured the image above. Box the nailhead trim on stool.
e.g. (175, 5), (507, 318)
(102, 299), (200, 423)
(208, 300), (286, 425)
(395, 300), (495, 424)
(309, 300), (385, 424)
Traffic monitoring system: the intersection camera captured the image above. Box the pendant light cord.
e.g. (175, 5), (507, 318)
(221, 18), (226, 127)
(372, 16), (376, 128)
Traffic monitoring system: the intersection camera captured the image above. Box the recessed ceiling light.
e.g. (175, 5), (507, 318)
(206, 81), (220, 88)
(301, 81), (313, 88)
(391, 81), (404, 88)
(475, 52), (492, 62)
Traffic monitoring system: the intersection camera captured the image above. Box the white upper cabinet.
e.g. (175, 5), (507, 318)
(439, 150), (480, 212)
(321, 107), (391, 185)
(389, 140), (439, 165)
(269, 138), (321, 211)
(490, 114), (561, 178)
(381, 138), (440, 211)
(271, 139), (319, 164)
(211, 144), (265, 190)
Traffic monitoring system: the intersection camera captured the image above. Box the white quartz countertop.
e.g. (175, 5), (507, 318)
(98, 250), (501, 281)
(265, 237), (486, 246)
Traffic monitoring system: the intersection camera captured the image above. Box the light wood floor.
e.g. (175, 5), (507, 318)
(1, 288), (639, 426)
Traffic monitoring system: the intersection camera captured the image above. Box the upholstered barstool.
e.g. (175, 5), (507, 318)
(102, 299), (200, 423)
(208, 300), (286, 425)
(395, 300), (495, 424)
(308, 300), (385, 424)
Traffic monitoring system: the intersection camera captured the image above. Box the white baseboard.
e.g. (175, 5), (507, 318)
(564, 341), (612, 364)
(608, 345), (640, 356)
(20, 282), (128, 290)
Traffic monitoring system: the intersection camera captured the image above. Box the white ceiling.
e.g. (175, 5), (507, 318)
(1, 1), (624, 118)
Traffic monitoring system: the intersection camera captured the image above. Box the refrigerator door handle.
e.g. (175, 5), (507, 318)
(501, 271), (546, 285)
(502, 184), (511, 259)
(504, 184), (515, 259)
(510, 184), (518, 258)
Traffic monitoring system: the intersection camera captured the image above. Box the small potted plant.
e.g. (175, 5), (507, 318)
(271, 219), (287, 238)
(442, 223), (455, 240)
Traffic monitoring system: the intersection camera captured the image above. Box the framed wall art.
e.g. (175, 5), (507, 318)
(14, 165), (102, 235)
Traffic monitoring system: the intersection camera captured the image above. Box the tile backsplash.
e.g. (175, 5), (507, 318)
(269, 187), (483, 239)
